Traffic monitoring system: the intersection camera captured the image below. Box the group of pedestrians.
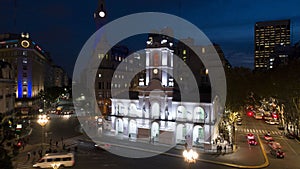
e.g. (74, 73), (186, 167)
(216, 145), (226, 153)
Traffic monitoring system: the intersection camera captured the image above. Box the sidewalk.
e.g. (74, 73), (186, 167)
(83, 132), (268, 169)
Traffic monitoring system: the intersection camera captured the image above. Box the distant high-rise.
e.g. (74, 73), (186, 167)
(254, 19), (291, 70)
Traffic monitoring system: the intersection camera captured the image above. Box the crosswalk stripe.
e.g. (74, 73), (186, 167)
(236, 128), (283, 136)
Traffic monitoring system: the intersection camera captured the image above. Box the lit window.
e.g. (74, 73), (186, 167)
(202, 47), (205, 53)
(98, 54), (104, 59)
(183, 50), (186, 55)
(98, 73), (102, 78)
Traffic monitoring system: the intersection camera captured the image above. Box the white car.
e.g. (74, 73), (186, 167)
(265, 119), (279, 125)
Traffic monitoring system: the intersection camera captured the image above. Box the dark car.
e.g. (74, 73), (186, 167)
(277, 125), (284, 130)
(285, 132), (295, 139)
(270, 148), (285, 158)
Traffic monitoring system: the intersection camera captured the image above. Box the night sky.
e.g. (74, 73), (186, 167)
(1, 0), (300, 76)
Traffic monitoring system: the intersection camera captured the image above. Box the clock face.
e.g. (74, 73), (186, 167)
(153, 68), (158, 74)
(21, 40), (30, 48)
(99, 11), (106, 18)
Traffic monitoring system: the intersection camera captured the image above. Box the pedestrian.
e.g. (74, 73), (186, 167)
(56, 141), (58, 147)
(27, 151), (31, 160)
(74, 146), (78, 152)
(224, 145), (226, 153)
(33, 151), (36, 157)
(63, 144), (66, 150)
(38, 149), (42, 158)
(184, 142), (188, 150)
(230, 144), (233, 151)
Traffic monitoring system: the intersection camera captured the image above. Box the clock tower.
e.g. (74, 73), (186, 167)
(94, 0), (107, 29)
(145, 47), (174, 87)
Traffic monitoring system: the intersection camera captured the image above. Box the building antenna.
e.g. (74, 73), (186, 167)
(13, 0), (17, 31)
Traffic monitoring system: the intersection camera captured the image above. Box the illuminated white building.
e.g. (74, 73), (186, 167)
(107, 35), (221, 150)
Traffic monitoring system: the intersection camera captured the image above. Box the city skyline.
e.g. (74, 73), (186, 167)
(0, 0), (300, 76)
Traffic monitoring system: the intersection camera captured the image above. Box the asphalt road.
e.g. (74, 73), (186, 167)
(73, 141), (235, 169)
(28, 114), (81, 145)
(23, 113), (300, 169)
(236, 113), (300, 169)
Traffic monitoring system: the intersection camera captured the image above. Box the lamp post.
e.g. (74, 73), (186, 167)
(182, 149), (198, 169)
(37, 114), (48, 150)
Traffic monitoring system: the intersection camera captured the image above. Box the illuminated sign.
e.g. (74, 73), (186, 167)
(21, 40), (30, 48)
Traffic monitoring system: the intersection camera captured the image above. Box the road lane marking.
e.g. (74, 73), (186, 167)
(282, 138), (298, 156)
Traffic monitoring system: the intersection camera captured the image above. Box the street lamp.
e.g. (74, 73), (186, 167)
(182, 149), (198, 169)
(37, 114), (48, 150)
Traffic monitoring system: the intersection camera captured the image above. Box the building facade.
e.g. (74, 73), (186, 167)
(254, 19), (291, 70)
(105, 39), (221, 150)
(52, 65), (69, 87)
(0, 61), (15, 115)
(0, 33), (51, 113)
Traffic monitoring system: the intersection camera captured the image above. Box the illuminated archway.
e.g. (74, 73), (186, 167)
(193, 106), (205, 122)
(116, 118), (124, 134)
(128, 119), (137, 139)
(176, 124), (186, 144)
(151, 122), (159, 142)
(177, 105), (187, 120)
(151, 102), (160, 119)
(193, 125), (204, 146)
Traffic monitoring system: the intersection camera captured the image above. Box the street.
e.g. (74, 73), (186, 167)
(13, 113), (300, 169)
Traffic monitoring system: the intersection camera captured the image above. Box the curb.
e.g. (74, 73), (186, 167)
(80, 134), (268, 168)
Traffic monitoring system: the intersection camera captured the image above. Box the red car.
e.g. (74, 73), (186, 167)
(247, 133), (255, 140)
(264, 133), (274, 141)
(248, 139), (258, 145)
(270, 148), (285, 158)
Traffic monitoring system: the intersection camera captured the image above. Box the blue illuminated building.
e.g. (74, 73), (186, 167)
(0, 33), (51, 113)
